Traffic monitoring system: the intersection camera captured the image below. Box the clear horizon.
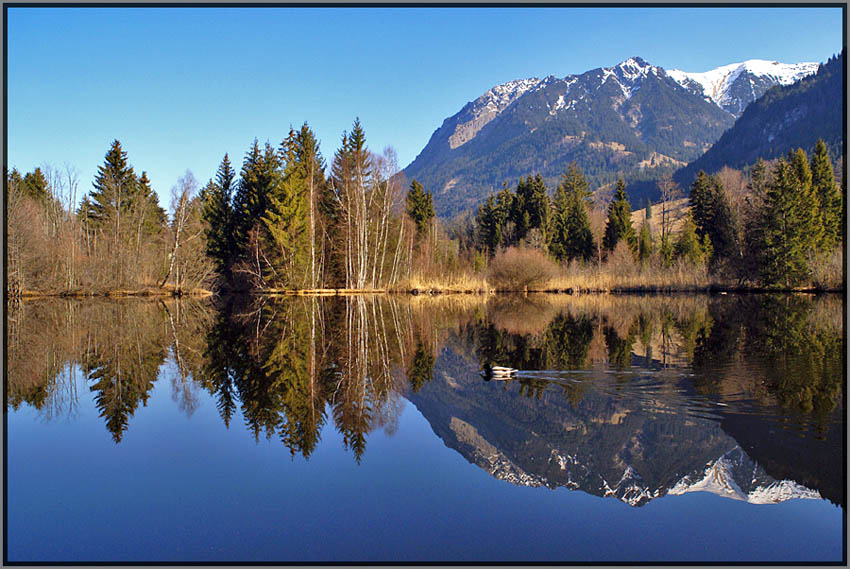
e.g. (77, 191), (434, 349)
(6, 5), (844, 210)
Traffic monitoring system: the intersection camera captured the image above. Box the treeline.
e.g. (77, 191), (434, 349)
(446, 138), (843, 289)
(6, 120), (844, 294)
(203, 120), (414, 291)
(7, 118), (424, 294)
(7, 144), (210, 294)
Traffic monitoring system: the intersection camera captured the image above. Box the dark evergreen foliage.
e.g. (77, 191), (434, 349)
(689, 171), (738, 262)
(602, 178), (635, 252)
(549, 163), (595, 262)
(82, 139), (138, 231)
(406, 179), (435, 237)
(810, 139), (843, 249)
(200, 154), (237, 281)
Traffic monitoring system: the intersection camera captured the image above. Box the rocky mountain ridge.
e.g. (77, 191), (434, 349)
(403, 56), (822, 217)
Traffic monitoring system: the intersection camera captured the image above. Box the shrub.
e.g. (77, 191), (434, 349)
(605, 241), (638, 278)
(487, 246), (557, 290)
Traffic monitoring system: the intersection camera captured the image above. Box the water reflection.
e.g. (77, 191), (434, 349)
(6, 293), (844, 506)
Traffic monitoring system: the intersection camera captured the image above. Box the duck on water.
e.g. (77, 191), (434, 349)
(481, 363), (518, 380)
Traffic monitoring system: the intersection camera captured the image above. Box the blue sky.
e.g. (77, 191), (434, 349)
(6, 6), (844, 209)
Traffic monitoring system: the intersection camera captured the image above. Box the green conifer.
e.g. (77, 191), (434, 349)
(602, 178), (635, 252)
(232, 140), (282, 258)
(789, 148), (824, 253)
(84, 140), (138, 231)
(810, 139), (843, 249)
(674, 212), (708, 265)
(200, 154), (237, 280)
(689, 170), (738, 262)
(638, 219), (653, 266)
(550, 163), (595, 262)
(760, 158), (817, 286)
(406, 179), (435, 237)
(22, 167), (49, 205)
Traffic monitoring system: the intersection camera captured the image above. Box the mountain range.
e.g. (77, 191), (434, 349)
(402, 56), (823, 217)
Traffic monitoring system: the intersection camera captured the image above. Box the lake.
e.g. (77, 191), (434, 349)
(5, 293), (845, 563)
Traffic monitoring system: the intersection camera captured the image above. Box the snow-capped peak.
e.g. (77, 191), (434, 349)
(614, 56), (656, 77)
(602, 56), (662, 100)
(667, 59), (819, 112)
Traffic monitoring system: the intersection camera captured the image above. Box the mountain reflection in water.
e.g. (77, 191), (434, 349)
(7, 293), (844, 507)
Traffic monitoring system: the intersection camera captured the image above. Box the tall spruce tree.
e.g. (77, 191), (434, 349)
(789, 148), (824, 253)
(476, 188), (514, 256)
(638, 219), (653, 266)
(200, 154), (236, 281)
(232, 140), (282, 263)
(84, 140), (138, 232)
(291, 123), (327, 289)
(602, 178), (635, 252)
(406, 179), (435, 238)
(810, 139), (843, 249)
(759, 158), (819, 287)
(689, 171), (738, 262)
(329, 119), (374, 288)
(513, 174), (550, 243)
(81, 140), (141, 284)
(674, 212), (711, 265)
(133, 171), (166, 237)
(550, 163), (594, 262)
(261, 130), (312, 288)
(22, 167), (49, 205)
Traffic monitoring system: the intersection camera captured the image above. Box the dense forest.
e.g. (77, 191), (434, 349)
(6, 116), (844, 295)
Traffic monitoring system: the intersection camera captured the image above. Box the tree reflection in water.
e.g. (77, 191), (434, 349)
(6, 293), (843, 499)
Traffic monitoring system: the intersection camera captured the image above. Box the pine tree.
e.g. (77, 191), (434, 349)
(689, 170), (713, 237)
(476, 194), (504, 256)
(602, 178), (635, 252)
(659, 232), (674, 268)
(82, 140), (141, 284)
(550, 163), (594, 262)
(84, 140), (138, 232)
(200, 154), (236, 281)
(789, 148), (824, 253)
(329, 119), (375, 288)
(232, 140), (282, 264)
(133, 171), (166, 237)
(689, 170), (738, 262)
(261, 130), (312, 288)
(513, 174), (550, 243)
(406, 179), (435, 237)
(759, 158), (818, 287)
(292, 123), (327, 289)
(637, 219), (653, 266)
(22, 167), (49, 205)
(674, 212), (710, 265)
(810, 139), (843, 249)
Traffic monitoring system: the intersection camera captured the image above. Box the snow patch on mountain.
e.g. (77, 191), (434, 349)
(667, 60), (818, 113)
(449, 77), (543, 149)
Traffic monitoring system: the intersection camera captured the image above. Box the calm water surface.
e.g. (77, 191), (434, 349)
(5, 293), (845, 563)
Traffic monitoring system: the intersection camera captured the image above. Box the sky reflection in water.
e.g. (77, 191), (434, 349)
(5, 293), (845, 563)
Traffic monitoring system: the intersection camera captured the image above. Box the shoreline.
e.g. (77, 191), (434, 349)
(10, 284), (844, 299)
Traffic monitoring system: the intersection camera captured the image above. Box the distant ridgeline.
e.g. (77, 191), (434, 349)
(673, 51), (844, 187)
(402, 55), (839, 218)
